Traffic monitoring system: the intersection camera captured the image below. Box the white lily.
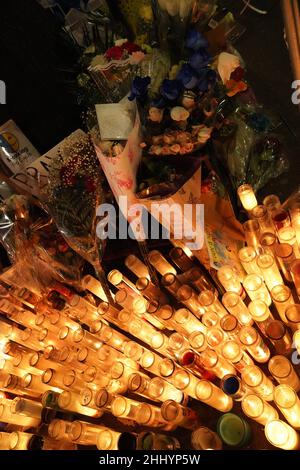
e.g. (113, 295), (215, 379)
(217, 52), (240, 84)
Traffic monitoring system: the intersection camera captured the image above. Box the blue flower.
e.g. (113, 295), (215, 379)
(197, 68), (217, 92)
(186, 29), (209, 51)
(189, 49), (211, 71)
(160, 79), (183, 101)
(247, 113), (271, 133)
(177, 64), (199, 90)
(128, 76), (151, 101)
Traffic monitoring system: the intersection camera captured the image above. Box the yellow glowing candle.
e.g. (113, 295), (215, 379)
(263, 194), (281, 212)
(260, 232), (277, 256)
(256, 253), (283, 291)
(148, 250), (177, 276)
(148, 377), (184, 403)
(195, 379), (233, 412)
(222, 292), (253, 326)
(173, 308), (206, 336)
(278, 226), (300, 257)
(251, 205), (275, 234)
(135, 403), (176, 431)
(274, 385), (300, 429)
(48, 419), (74, 442)
(177, 285), (205, 317)
(241, 365), (274, 401)
(161, 400), (199, 430)
(248, 300), (273, 335)
(265, 320), (293, 355)
(58, 390), (101, 417)
(97, 429), (131, 451)
(243, 274), (272, 306)
(285, 304), (300, 332)
(206, 328), (226, 352)
(70, 421), (108, 446)
(200, 349), (236, 379)
(243, 219), (261, 250)
(237, 184), (257, 211)
(0, 432), (11, 450)
(158, 358), (183, 379)
(124, 254), (150, 279)
(161, 273), (182, 296)
(9, 432), (40, 450)
(189, 331), (207, 352)
(217, 266), (244, 297)
(241, 394), (278, 425)
(81, 275), (109, 301)
(169, 247), (194, 271)
(221, 341), (254, 373)
(274, 243), (296, 283)
(198, 290), (227, 318)
(201, 311), (219, 328)
(238, 247), (259, 275)
(238, 326), (270, 363)
(220, 315), (241, 341)
(265, 420), (300, 450)
(107, 269), (138, 294)
(268, 355), (300, 392)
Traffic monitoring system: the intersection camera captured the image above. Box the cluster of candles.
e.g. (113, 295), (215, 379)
(0, 186), (300, 450)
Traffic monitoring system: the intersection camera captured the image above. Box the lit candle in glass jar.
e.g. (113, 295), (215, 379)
(238, 326), (270, 363)
(124, 254), (150, 279)
(222, 292), (253, 326)
(238, 247), (259, 275)
(291, 260), (300, 299)
(268, 355), (300, 392)
(195, 379), (233, 412)
(260, 232), (277, 256)
(221, 340), (254, 373)
(285, 304), (300, 332)
(243, 220), (261, 251)
(265, 320), (293, 355)
(241, 365), (274, 401)
(270, 284), (294, 323)
(274, 243), (296, 283)
(263, 194), (281, 213)
(198, 290), (227, 318)
(237, 184), (257, 212)
(148, 250), (177, 276)
(274, 385), (300, 429)
(217, 266), (245, 298)
(265, 420), (300, 450)
(243, 274), (272, 306)
(271, 208), (291, 231)
(256, 253), (283, 291)
(251, 205), (275, 234)
(241, 394), (278, 425)
(278, 226), (300, 257)
(248, 300), (273, 335)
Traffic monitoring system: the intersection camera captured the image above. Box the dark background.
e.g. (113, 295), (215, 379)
(0, 0), (299, 199)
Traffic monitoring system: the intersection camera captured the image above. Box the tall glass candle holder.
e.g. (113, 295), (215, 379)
(221, 341), (254, 373)
(70, 421), (108, 446)
(251, 205), (275, 234)
(237, 184), (257, 212)
(99, 325), (129, 352)
(81, 275), (109, 301)
(158, 358), (183, 379)
(135, 403), (176, 431)
(179, 350), (214, 381)
(201, 311), (219, 328)
(148, 250), (176, 276)
(291, 260), (300, 299)
(124, 341), (144, 362)
(198, 290), (227, 318)
(263, 194), (281, 212)
(241, 394), (278, 425)
(128, 372), (153, 402)
(278, 226), (299, 257)
(107, 269), (138, 295)
(150, 331), (175, 359)
(256, 253), (283, 291)
(58, 390), (102, 417)
(177, 285), (205, 317)
(191, 427), (222, 450)
(160, 400), (199, 430)
(161, 273), (182, 296)
(71, 327), (102, 351)
(286, 304), (300, 331)
(222, 292), (253, 326)
(260, 232), (277, 256)
(220, 315), (241, 341)
(136, 277), (168, 305)
(206, 328), (226, 352)
(217, 266), (244, 297)
(220, 374), (249, 401)
(169, 247), (194, 271)
(248, 300), (273, 335)
(97, 430), (136, 451)
(243, 274), (272, 306)
(182, 268), (216, 294)
(148, 377), (184, 404)
(238, 247), (259, 275)
(271, 284), (294, 323)
(0, 432), (11, 450)
(268, 355), (300, 391)
(238, 326), (270, 363)
(125, 254), (149, 279)
(188, 331), (207, 353)
(241, 365), (274, 401)
(195, 380), (233, 412)
(265, 420), (300, 450)
(94, 388), (115, 411)
(172, 370), (199, 400)
(168, 333), (194, 357)
(200, 349), (236, 379)
(274, 243), (296, 283)
(173, 308), (206, 336)
(9, 432), (42, 451)
(137, 431), (179, 451)
(48, 419), (77, 442)
(243, 219), (261, 250)
(271, 208), (291, 231)
(140, 350), (162, 376)
(274, 385), (300, 429)
(265, 320), (293, 355)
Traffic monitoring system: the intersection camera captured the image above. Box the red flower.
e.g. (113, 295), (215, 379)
(230, 66), (245, 82)
(105, 46), (124, 60)
(201, 179), (212, 193)
(121, 42), (140, 54)
(85, 177), (96, 192)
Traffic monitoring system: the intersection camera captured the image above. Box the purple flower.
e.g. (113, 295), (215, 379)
(189, 49), (211, 71)
(177, 64), (199, 90)
(160, 79), (183, 101)
(128, 76), (151, 101)
(186, 29), (209, 51)
(198, 68), (217, 92)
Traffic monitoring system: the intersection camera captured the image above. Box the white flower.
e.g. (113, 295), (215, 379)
(115, 38), (128, 47)
(171, 106), (190, 121)
(217, 52), (240, 84)
(90, 54), (108, 68)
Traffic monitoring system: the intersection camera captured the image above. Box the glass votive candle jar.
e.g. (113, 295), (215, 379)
(179, 350), (215, 381)
(125, 254), (149, 279)
(243, 219), (261, 250)
(221, 341), (254, 373)
(251, 205), (275, 234)
(148, 250), (176, 276)
(173, 308), (206, 336)
(107, 269), (137, 295)
(268, 355), (300, 392)
(238, 247), (259, 275)
(206, 328), (226, 352)
(260, 232), (277, 256)
(274, 385), (300, 429)
(9, 432), (43, 451)
(237, 184), (257, 212)
(243, 274), (272, 306)
(148, 377), (184, 404)
(158, 358), (183, 379)
(274, 243), (296, 283)
(97, 430), (136, 451)
(169, 247), (193, 272)
(191, 427), (222, 450)
(241, 394), (278, 426)
(263, 194), (281, 213)
(217, 266), (244, 297)
(220, 315), (241, 341)
(271, 284), (294, 323)
(238, 326), (270, 363)
(137, 431), (179, 451)
(256, 253), (283, 291)
(286, 304), (300, 332)
(271, 208), (291, 231)
(217, 413), (252, 448)
(198, 290), (227, 318)
(195, 380), (233, 412)
(265, 419), (300, 450)
(200, 349), (236, 379)
(182, 268), (216, 294)
(177, 285), (205, 317)
(136, 277), (168, 305)
(222, 292), (253, 326)
(161, 273), (182, 296)
(160, 400), (199, 430)
(248, 300), (273, 335)
(265, 320), (293, 355)
(278, 226), (300, 257)
(188, 331), (207, 352)
(220, 374), (249, 401)
(241, 365), (274, 401)
(291, 260), (300, 299)
(201, 311), (219, 328)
